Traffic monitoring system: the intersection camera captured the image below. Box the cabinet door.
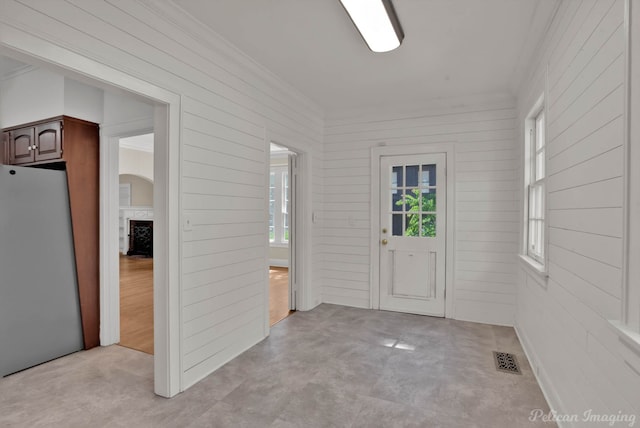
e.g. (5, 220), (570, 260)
(34, 121), (62, 162)
(10, 127), (35, 165)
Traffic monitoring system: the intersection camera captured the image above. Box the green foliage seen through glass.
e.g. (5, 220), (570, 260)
(396, 189), (436, 237)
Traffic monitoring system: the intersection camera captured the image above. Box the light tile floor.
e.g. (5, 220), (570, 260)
(0, 304), (554, 427)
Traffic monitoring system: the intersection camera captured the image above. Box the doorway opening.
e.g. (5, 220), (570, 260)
(0, 47), (181, 396)
(269, 143), (296, 325)
(118, 133), (155, 354)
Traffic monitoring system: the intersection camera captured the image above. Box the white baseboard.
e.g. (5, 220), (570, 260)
(515, 325), (568, 427)
(269, 258), (289, 268)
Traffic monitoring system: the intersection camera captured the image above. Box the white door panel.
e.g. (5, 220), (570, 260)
(391, 250), (435, 299)
(379, 153), (446, 316)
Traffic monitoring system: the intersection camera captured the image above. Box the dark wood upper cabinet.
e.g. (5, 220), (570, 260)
(10, 127), (35, 165)
(34, 121), (62, 162)
(4, 121), (64, 165)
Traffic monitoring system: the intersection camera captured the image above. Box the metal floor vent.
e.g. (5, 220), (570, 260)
(493, 351), (521, 375)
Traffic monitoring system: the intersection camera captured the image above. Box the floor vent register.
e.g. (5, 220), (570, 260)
(493, 351), (521, 375)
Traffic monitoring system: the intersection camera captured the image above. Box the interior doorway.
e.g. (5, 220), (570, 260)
(118, 134), (155, 354)
(269, 143), (296, 325)
(0, 38), (182, 397)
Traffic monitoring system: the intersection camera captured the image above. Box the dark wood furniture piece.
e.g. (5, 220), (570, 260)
(2, 116), (100, 350)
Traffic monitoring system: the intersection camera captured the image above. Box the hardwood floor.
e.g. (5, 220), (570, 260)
(269, 267), (293, 326)
(119, 255), (153, 355)
(119, 260), (288, 352)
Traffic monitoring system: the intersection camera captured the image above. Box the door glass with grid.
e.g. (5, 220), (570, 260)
(391, 164), (437, 238)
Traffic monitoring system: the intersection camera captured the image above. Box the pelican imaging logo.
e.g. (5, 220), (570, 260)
(529, 409), (636, 426)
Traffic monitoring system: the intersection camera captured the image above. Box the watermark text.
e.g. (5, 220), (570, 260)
(529, 409), (636, 426)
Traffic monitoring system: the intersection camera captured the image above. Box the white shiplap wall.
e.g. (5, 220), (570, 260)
(0, 0), (324, 390)
(322, 99), (519, 325)
(516, 0), (640, 421)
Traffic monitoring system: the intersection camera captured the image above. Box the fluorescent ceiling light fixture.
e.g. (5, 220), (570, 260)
(339, 0), (404, 53)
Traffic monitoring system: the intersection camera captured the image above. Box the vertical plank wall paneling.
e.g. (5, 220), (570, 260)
(516, 0), (639, 419)
(0, 0), (324, 389)
(323, 101), (520, 325)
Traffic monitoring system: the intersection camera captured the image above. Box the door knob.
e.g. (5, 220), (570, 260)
(381, 239), (388, 245)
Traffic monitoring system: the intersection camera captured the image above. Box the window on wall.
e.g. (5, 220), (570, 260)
(523, 99), (546, 268)
(269, 166), (289, 246)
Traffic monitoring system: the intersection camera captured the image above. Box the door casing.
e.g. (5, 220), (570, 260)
(264, 130), (315, 336)
(288, 153), (298, 311)
(370, 143), (456, 318)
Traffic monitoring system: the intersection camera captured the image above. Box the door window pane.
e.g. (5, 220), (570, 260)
(422, 214), (436, 237)
(403, 188), (420, 212)
(392, 166), (403, 187)
(405, 213), (421, 237)
(421, 164), (436, 186)
(392, 214), (403, 236)
(421, 189), (436, 212)
(406, 165), (419, 186)
(392, 189), (403, 211)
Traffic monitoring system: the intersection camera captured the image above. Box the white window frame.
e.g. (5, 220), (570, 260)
(521, 95), (547, 275)
(269, 165), (289, 247)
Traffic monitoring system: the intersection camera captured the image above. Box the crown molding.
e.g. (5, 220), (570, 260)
(325, 92), (517, 124)
(0, 63), (37, 81)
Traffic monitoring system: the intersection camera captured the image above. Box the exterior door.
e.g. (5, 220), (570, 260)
(379, 153), (446, 316)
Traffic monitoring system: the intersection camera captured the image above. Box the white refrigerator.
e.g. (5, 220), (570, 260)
(0, 164), (84, 377)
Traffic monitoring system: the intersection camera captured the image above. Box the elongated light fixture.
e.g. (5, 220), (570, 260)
(339, 0), (404, 53)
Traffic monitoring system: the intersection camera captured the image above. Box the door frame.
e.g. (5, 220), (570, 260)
(288, 153), (298, 311)
(264, 130), (313, 336)
(100, 125), (153, 349)
(1, 30), (182, 397)
(370, 143), (456, 318)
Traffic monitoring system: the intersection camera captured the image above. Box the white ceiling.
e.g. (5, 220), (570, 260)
(173, 0), (558, 113)
(120, 133), (154, 153)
